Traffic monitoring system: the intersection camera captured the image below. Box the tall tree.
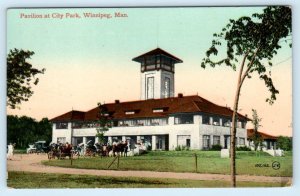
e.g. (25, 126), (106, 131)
(7, 49), (45, 109)
(201, 6), (291, 187)
(95, 103), (112, 145)
(250, 109), (263, 151)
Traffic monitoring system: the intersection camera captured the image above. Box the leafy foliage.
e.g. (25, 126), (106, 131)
(7, 115), (52, 149)
(7, 49), (45, 109)
(236, 146), (251, 151)
(95, 103), (112, 144)
(210, 144), (222, 151)
(277, 136), (292, 151)
(251, 109), (264, 151)
(201, 6), (291, 104)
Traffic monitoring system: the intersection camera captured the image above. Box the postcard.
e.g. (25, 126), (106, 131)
(6, 7), (292, 188)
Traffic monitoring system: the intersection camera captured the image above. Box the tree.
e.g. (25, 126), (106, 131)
(201, 6), (291, 187)
(7, 49), (45, 109)
(251, 109), (263, 151)
(277, 136), (292, 151)
(7, 115), (52, 149)
(95, 103), (112, 145)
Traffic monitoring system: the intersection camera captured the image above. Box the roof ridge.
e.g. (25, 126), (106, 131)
(103, 95), (199, 105)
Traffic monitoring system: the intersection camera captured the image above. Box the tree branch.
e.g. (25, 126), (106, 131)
(239, 47), (260, 88)
(239, 51), (250, 82)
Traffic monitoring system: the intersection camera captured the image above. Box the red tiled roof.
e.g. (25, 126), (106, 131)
(50, 110), (85, 122)
(51, 95), (249, 122)
(247, 129), (278, 140)
(132, 48), (183, 63)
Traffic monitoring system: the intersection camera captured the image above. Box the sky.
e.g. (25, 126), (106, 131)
(6, 7), (292, 136)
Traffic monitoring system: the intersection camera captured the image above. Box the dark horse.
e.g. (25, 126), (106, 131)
(59, 143), (73, 159)
(112, 141), (128, 157)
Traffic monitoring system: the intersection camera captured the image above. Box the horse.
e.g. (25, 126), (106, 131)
(59, 143), (73, 159)
(101, 144), (112, 157)
(112, 141), (128, 157)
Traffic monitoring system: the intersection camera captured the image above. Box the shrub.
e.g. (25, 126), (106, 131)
(236, 146), (251, 151)
(175, 145), (190, 151)
(175, 145), (182, 151)
(210, 144), (222, 151)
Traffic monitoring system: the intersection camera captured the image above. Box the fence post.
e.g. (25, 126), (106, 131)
(117, 155), (120, 169)
(195, 153), (198, 172)
(70, 153), (73, 166)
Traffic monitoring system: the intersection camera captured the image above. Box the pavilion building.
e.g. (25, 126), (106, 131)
(51, 48), (249, 150)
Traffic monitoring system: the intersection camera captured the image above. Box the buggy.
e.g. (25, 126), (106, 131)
(26, 141), (49, 154)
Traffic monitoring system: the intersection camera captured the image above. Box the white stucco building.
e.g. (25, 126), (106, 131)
(51, 48), (249, 150)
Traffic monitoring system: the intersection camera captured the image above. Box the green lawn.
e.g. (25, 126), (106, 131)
(43, 150), (292, 177)
(7, 171), (284, 188)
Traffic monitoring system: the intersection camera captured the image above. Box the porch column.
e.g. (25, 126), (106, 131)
(152, 135), (157, 150)
(95, 137), (99, 144)
(137, 136), (141, 143)
(209, 117), (213, 125)
(83, 137), (87, 144)
(210, 135), (214, 148)
(122, 136), (126, 142)
(108, 136), (112, 145)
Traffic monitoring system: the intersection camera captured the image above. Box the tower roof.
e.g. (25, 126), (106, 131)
(132, 48), (183, 63)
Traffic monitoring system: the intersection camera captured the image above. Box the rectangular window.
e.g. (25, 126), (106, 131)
(203, 135), (210, 149)
(213, 136), (221, 145)
(213, 117), (220, 126)
(202, 115), (210, 125)
(147, 77), (154, 99)
(125, 111), (135, 115)
(164, 77), (170, 98)
(153, 108), (164, 113)
(186, 139), (191, 147)
(56, 122), (68, 129)
(174, 115), (193, 124)
(241, 121), (246, 128)
(224, 119), (231, 127)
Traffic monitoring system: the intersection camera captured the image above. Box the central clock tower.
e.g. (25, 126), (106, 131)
(132, 48), (183, 100)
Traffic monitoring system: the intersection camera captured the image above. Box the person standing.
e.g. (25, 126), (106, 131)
(7, 143), (14, 160)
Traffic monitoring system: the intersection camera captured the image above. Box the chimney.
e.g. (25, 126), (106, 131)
(115, 100), (120, 104)
(178, 93), (183, 98)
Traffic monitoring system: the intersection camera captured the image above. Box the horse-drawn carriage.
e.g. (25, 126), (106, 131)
(26, 141), (50, 154)
(47, 143), (73, 159)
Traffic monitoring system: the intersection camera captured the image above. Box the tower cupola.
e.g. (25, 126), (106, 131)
(132, 48), (183, 100)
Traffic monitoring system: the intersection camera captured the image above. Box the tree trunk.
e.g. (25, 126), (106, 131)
(230, 86), (241, 187)
(230, 62), (246, 187)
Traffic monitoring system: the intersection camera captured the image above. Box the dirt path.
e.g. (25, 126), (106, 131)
(7, 154), (292, 185)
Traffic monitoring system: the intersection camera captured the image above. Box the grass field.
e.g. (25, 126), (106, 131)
(43, 150), (292, 177)
(7, 171), (284, 188)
